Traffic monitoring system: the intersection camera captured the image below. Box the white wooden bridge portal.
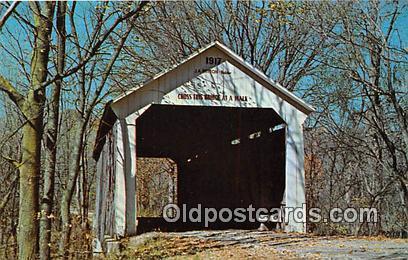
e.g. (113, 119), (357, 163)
(92, 42), (314, 252)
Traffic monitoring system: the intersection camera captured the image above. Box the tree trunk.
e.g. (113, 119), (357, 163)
(18, 97), (43, 259)
(39, 2), (65, 260)
(60, 117), (87, 258)
(17, 3), (55, 259)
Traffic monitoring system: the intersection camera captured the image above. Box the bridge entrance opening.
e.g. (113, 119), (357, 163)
(135, 104), (286, 233)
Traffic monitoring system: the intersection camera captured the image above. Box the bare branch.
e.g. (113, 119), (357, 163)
(0, 75), (24, 107)
(0, 1), (20, 30)
(1, 154), (21, 168)
(0, 175), (18, 215)
(42, 1), (149, 89)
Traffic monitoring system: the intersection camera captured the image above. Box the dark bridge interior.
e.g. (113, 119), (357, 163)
(135, 104), (286, 233)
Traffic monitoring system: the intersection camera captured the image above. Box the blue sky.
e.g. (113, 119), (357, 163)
(0, 1), (407, 117)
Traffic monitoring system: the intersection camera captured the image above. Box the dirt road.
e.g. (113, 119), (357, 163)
(110, 230), (408, 259)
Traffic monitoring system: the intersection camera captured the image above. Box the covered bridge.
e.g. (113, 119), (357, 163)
(92, 42), (314, 251)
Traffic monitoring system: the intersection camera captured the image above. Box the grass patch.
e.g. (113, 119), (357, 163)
(103, 234), (220, 259)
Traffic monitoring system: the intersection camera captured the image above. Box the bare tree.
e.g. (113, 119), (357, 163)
(39, 2), (66, 259)
(0, 2), (56, 259)
(0, 96), (23, 259)
(115, 1), (337, 95)
(303, 0), (407, 235)
(58, 2), (148, 257)
(0, 1), (148, 258)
